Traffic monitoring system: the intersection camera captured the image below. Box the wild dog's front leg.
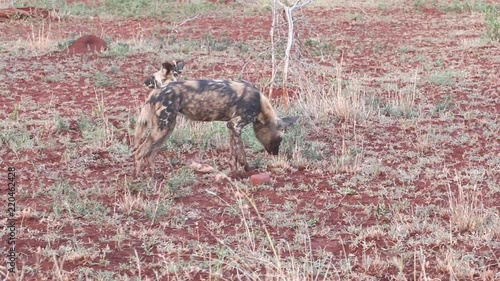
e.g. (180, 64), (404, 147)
(227, 129), (239, 171)
(235, 135), (252, 171)
(227, 120), (251, 171)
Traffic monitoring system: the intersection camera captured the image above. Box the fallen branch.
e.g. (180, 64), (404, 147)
(0, 7), (60, 22)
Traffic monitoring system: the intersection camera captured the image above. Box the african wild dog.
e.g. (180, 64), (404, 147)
(132, 79), (299, 177)
(134, 60), (185, 155)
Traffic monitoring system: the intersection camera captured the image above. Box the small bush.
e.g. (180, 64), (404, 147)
(485, 6), (500, 41)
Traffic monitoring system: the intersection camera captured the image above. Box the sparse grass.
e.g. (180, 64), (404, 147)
(332, 127), (363, 174)
(57, 37), (76, 51)
(42, 72), (66, 83)
(484, 5), (500, 41)
(413, 0), (427, 10)
(304, 38), (336, 57)
(167, 118), (229, 151)
(93, 71), (115, 88)
(438, 0), (498, 14)
(53, 113), (70, 132)
(332, 80), (371, 123)
(203, 182), (335, 280)
(433, 0), (500, 41)
(164, 166), (196, 199)
(279, 124), (329, 168)
(427, 70), (457, 86)
(14, 0), (220, 18)
(379, 72), (420, 118)
(28, 21), (55, 50)
(103, 41), (131, 57)
(0, 121), (36, 153)
(432, 95), (453, 114)
(49, 180), (109, 219)
(447, 173), (498, 234)
(205, 34), (232, 52)
(292, 63), (372, 126)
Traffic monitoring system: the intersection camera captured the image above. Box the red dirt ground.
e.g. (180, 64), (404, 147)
(0, 1), (499, 280)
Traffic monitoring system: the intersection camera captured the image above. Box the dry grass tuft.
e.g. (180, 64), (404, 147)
(29, 21), (55, 51)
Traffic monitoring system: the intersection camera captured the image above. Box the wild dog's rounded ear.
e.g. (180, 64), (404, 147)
(280, 116), (299, 130)
(174, 60), (185, 72)
(162, 62), (174, 73)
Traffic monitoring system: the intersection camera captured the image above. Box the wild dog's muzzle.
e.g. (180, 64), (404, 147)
(265, 140), (281, 155)
(267, 147), (280, 155)
(144, 76), (159, 89)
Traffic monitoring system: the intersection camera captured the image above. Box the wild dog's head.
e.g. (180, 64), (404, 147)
(253, 116), (299, 155)
(144, 60), (185, 89)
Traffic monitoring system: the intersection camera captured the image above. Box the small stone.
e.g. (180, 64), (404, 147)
(250, 173), (271, 186)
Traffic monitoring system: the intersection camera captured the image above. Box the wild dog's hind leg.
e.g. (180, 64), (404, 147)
(132, 120), (146, 152)
(132, 103), (158, 153)
(227, 119), (251, 172)
(134, 113), (177, 177)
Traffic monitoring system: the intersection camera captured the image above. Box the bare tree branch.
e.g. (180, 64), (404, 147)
(268, 0), (278, 99)
(269, 0), (312, 104)
(173, 13), (200, 29)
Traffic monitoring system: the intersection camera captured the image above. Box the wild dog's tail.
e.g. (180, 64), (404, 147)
(132, 102), (156, 153)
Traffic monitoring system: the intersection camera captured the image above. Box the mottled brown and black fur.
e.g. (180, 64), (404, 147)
(134, 60), (185, 157)
(132, 79), (299, 177)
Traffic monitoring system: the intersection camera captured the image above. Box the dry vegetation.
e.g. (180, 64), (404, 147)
(0, 0), (499, 280)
